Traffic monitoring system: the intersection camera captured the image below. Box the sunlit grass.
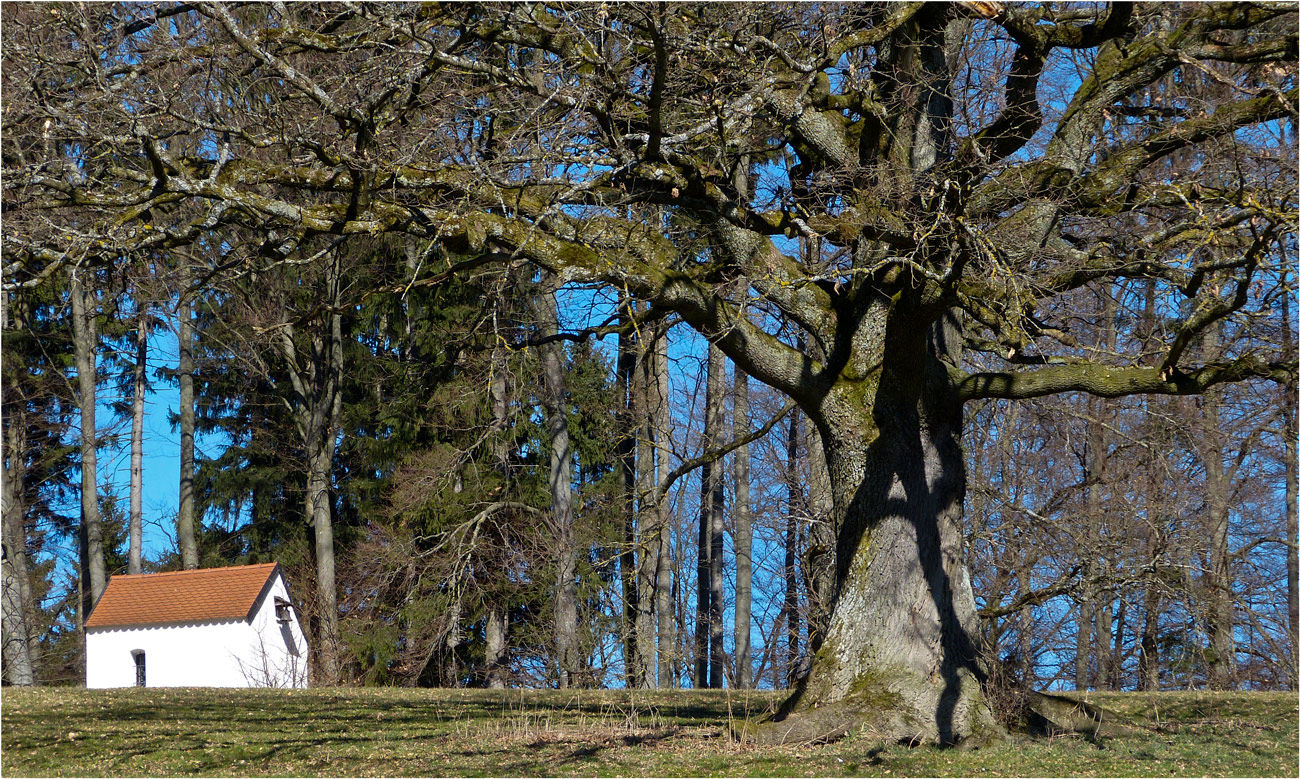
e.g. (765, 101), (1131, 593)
(2, 687), (1295, 777)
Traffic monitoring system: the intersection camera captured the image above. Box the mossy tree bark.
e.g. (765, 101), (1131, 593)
(745, 293), (999, 745)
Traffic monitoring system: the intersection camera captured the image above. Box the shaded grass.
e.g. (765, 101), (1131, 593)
(2, 687), (1295, 777)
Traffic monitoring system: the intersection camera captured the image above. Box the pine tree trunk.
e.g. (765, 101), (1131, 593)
(2, 411), (36, 685)
(177, 273), (199, 570)
(129, 312), (147, 575)
(733, 366), (752, 689)
(70, 272), (106, 618)
(3, 295), (40, 683)
(536, 274), (579, 688)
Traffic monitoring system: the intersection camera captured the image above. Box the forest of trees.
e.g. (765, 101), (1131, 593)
(2, 1), (1296, 746)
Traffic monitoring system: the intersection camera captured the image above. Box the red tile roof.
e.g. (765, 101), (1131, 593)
(85, 563), (281, 629)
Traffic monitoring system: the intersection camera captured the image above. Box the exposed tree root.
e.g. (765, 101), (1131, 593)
(1023, 691), (1142, 741)
(731, 689), (1138, 748)
(732, 697), (1004, 748)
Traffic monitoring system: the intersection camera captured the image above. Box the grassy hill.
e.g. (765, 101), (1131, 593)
(2, 687), (1295, 777)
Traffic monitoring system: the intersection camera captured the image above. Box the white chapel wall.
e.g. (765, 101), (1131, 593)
(86, 621), (255, 688)
(244, 572), (310, 688)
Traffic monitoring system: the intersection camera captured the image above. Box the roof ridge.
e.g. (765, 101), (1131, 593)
(107, 562), (279, 581)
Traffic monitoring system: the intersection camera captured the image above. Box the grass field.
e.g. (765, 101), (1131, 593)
(2, 686), (1296, 777)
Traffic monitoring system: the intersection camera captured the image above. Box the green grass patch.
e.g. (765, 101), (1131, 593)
(2, 687), (1295, 777)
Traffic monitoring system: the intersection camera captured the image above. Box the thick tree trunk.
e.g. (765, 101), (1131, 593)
(129, 312), (147, 575)
(177, 277), (199, 570)
(536, 275), (579, 688)
(70, 272), (106, 619)
(746, 312), (999, 746)
(1138, 518), (1163, 691)
(733, 366), (752, 689)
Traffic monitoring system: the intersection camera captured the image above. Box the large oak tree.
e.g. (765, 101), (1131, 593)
(4, 1), (1294, 744)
